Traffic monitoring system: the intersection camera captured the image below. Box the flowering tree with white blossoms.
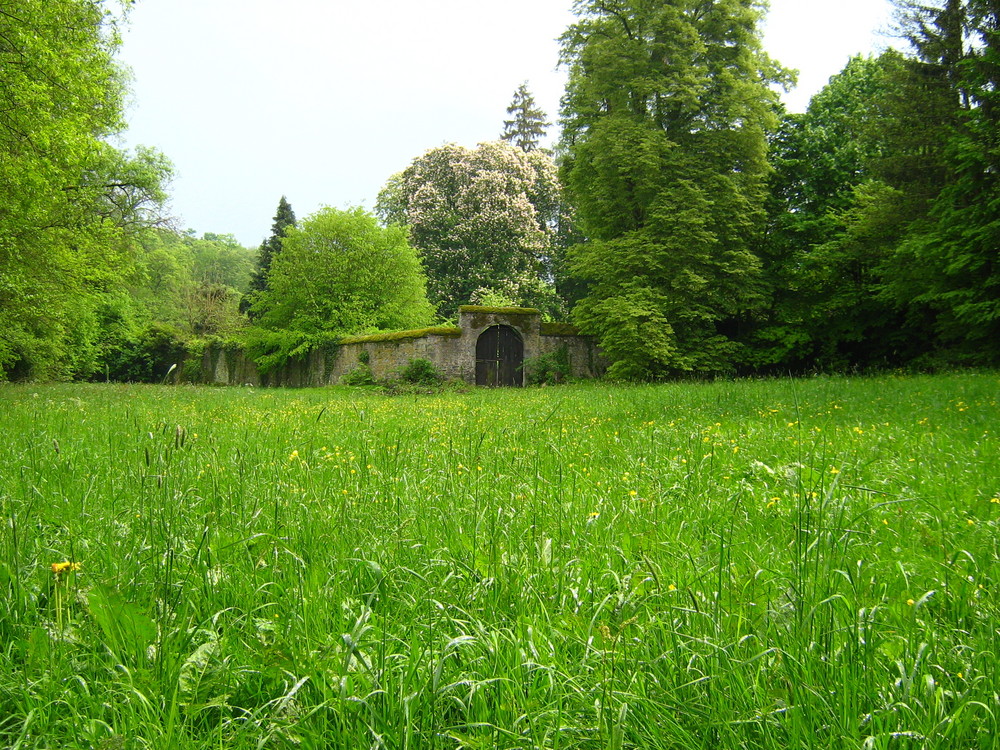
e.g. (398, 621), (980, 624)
(377, 141), (565, 318)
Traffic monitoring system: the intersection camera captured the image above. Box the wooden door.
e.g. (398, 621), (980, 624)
(475, 325), (523, 387)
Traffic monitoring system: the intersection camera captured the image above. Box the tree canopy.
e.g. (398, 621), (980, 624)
(377, 141), (564, 318)
(251, 206), (434, 337)
(559, 0), (788, 378)
(0, 0), (171, 380)
(3, 0), (998, 382)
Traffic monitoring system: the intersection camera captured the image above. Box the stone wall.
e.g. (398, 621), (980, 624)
(199, 307), (604, 386)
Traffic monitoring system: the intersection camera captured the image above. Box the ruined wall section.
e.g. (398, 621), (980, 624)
(198, 308), (603, 386)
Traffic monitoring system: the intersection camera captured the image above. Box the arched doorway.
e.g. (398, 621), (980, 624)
(475, 325), (524, 387)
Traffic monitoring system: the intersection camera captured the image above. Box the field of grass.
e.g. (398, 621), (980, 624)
(0, 373), (997, 749)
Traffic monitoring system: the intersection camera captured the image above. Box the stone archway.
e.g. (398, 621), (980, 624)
(475, 324), (524, 386)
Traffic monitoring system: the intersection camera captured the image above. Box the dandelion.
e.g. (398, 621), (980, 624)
(52, 561), (81, 577)
(288, 450), (299, 461)
(668, 583), (677, 591)
(907, 598), (915, 606)
(52, 561), (80, 632)
(967, 518), (975, 526)
(830, 467), (840, 475)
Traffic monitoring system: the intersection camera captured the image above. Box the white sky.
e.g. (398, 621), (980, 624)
(116, 0), (897, 247)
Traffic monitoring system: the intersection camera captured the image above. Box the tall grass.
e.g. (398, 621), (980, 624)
(0, 373), (997, 748)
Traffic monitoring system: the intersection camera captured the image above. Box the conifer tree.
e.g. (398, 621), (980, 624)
(242, 196), (296, 316)
(501, 83), (550, 152)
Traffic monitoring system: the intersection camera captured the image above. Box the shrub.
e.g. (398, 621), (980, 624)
(524, 346), (571, 385)
(399, 358), (441, 386)
(340, 363), (377, 386)
(101, 322), (188, 383)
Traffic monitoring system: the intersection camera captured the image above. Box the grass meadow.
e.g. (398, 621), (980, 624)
(0, 373), (998, 749)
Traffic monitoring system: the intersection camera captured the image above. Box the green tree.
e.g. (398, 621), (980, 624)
(753, 53), (921, 370)
(252, 207), (434, 337)
(376, 141), (564, 318)
(125, 229), (254, 341)
(879, 0), (1000, 362)
(559, 0), (788, 378)
(0, 0), (170, 380)
(241, 196), (296, 316)
(500, 82), (550, 152)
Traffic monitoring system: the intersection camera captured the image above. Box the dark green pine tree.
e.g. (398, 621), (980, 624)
(241, 196), (296, 316)
(501, 82), (550, 152)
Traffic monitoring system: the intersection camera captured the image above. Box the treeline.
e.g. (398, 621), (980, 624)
(1, 0), (997, 382)
(558, 0), (999, 377)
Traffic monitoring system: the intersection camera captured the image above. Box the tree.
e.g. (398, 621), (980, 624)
(880, 0), (1000, 362)
(753, 53), (923, 370)
(0, 0), (171, 380)
(376, 141), (564, 317)
(252, 207), (434, 337)
(559, 0), (788, 377)
(241, 196), (296, 316)
(500, 82), (550, 152)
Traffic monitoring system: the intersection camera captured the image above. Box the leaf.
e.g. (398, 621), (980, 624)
(87, 585), (157, 661)
(178, 636), (219, 699)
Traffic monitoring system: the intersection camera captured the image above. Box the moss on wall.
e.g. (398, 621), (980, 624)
(540, 321), (580, 336)
(457, 305), (540, 316)
(339, 326), (461, 345)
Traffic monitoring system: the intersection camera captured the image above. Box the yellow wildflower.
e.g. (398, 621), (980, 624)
(52, 561), (81, 576)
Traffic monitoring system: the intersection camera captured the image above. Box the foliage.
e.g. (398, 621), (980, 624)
(340, 362), (378, 386)
(500, 82), (550, 152)
(560, 0), (788, 378)
(339, 326), (461, 345)
(241, 196), (296, 316)
(238, 326), (315, 376)
(0, 0), (171, 380)
(756, 0), (1000, 371)
(1, 375), (998, 747)
(398, 357), (441, 386)
(376, 141), (564, 317)
(457, 305), (540, 316)
(523, 345), (570, 385)
(878, 0), (1000, 362)
(130, 229), (255, 337)
(251, 206), (435, 337)
(97, 322), (188, 383)
(754, 53), (915, 370)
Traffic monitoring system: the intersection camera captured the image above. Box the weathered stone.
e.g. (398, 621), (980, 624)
(198, 307), (605, 386)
